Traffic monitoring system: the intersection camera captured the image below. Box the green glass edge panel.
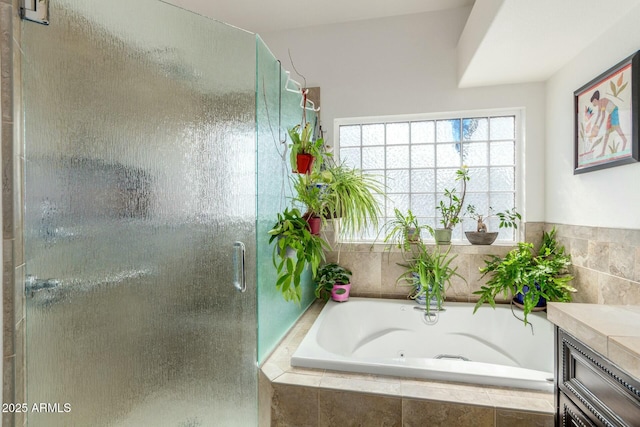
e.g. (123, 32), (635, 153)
(256, 35), (317, 364)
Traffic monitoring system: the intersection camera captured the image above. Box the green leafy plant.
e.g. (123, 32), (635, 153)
(495, 208), (522, 230)
(379, 208), (433, 253)
(473, 227), (576, 324)
(321, 162), (384, 239)
(397, 242), (464, 315)
(288, 123), (325, 172)
(292, 174), (328, 219)
(268, 208), (330, 303)
(467, 205), (522, 231)
(314, 263), (352, 300)
(437, 166), (470, 229)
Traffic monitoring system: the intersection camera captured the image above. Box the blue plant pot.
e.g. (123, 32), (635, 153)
(513, 284), (546, 307)
(412, 273), (440, 306)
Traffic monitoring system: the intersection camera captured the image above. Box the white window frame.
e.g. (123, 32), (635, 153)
(334, 108), (524, 244)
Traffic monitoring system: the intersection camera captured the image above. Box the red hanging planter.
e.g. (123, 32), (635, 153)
(295, 153), (315, 174)
(306, 215), (322, 235)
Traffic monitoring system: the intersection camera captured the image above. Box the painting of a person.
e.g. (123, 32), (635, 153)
(590, 90), (628, 157)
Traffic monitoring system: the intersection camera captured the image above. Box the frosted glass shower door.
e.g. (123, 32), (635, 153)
(21, 1), (257, 426)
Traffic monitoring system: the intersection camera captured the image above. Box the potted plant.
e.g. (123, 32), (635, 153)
(435, 166), (470, 244)
(473, 227), (576, 324)
(397, 241), (465, 315)
(464, 206), (521, 245)
(288, 122), (325, 174)
(379, 208), (433, 253)
(268, 207), (330, 303)
(321, 162), (384, 240)
(292, 174), (328, 235)
(315, 263), (353, 302)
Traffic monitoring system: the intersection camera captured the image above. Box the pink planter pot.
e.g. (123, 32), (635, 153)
(331, 283), (351, 302)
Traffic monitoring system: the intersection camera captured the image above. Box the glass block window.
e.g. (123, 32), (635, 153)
(337, 112), (520, 243)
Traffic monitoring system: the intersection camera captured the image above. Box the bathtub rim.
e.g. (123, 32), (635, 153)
(290, 297), (554, 392)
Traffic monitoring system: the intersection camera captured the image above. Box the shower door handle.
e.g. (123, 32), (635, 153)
(233, 241), (246, 293)
(25, 274), (60, 297)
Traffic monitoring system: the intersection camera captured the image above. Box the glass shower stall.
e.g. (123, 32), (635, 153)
(20, 0), (315, 425)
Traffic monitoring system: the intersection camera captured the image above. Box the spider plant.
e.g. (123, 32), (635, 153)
(397, 243), (464, 315)
(379, 208), (433, 254)
(322, 162), (384, 239)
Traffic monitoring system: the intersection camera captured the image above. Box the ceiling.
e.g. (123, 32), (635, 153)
(164, 0), (640, 87)
(458, 0), (640, 87)
(164, 0), (475, 34)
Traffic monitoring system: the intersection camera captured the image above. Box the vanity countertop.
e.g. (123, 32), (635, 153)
(547, 302), (640, 381)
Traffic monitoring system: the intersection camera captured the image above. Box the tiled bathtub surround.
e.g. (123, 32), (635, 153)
(260, 302), (555, 426)
(323, 222), (640, 305)
(547, 223), (640, 305)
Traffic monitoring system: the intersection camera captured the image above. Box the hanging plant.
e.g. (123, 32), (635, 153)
(288, 122), (324, 174)
(268, 208), (330, 303)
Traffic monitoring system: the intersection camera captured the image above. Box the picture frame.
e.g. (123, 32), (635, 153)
(574, 50), (639, 174)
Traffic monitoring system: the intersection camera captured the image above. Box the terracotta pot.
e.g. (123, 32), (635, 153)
(306, 215), (322, 235)
(331, 283), (351, 302)
(295, 153), (315, 174)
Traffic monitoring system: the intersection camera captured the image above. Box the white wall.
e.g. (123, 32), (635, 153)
(545, 3), (640, 229)
(262, 6), (547, 221)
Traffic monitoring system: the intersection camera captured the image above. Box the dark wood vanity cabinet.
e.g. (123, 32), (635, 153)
(556, 328), (640, 427)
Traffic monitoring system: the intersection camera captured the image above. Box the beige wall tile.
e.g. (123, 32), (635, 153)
(318, 389), (401, 427)
(496, 409), (554, 427)
(553, 224), (595, 241)
(570, 267), (598, 303)
(525, 222), (545, 247)
(328, 223), (640, 307)
(2, 356), (15, 426)
(320, 374), (402, 396)
(401, 380), (494, 406)
(448, 253), (471, 301)
(258, 371), (273, 427)
(568, 237), (588, 268)
(600, 273), (640, 305)
(380, 252), (410, 294)
(487, 389), (554, 413)
(402, 398), (494, 427)
(271, 383), (319, 427)
(2, 122), (14, 238)
(588, 240), (610, 272)
(598, 227), (639, 246)
(609, 243), (635, 279)
(3, 250), (14, 359)
(334, 250), (382, 295)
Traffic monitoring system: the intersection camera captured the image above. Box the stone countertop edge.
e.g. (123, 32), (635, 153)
(547, 302), (640, 382)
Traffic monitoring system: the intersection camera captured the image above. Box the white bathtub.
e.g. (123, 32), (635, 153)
(291, 297), (555, 392)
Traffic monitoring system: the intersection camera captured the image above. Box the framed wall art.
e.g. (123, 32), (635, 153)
(574, 50), (639, 174)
